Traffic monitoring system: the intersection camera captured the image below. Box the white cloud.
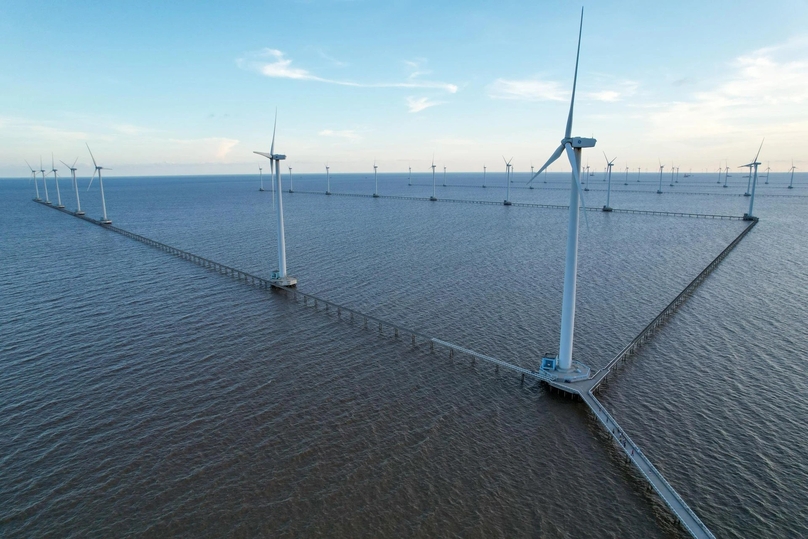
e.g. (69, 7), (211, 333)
(319, 129), (361, 141)
(487, 78), (567, 101)
(236, 49), (458, 93)
(406, 96), (443, 113)
(645, 39), (808, 144)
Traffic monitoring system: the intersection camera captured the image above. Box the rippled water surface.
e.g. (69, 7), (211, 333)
(2, 172), (807, 538)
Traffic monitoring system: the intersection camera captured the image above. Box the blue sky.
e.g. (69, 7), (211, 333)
(1, 0), (807, 176)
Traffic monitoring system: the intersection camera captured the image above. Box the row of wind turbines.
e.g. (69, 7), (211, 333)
(26, 145), (112, 224)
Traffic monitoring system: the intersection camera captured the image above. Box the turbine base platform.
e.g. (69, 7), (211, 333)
(326, 191), (331, 195)
(529, 186), (534, 189)
(656, 190), (663, 194)
(288, 190), (294, 193)
(100, 219), (112, 225)
(75, 211), (85, 216)
(429, 196), (437, 201)
(270, 276), (297, 287)
(602, 206), (613, 212)
(372, 193), (380, 198)
(742, 213), (756, 221)
(56, 205), (64, 209)
(723, 185), (728, 188)
(259, 188), (265, 192)
(34, 198), (41, 202)
(788, 185), (794, 189)
(46, 201), (52, 205)
(503, 200), (512, 206)
(743, 193), (751, 197)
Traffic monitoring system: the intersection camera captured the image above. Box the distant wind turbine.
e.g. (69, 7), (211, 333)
(86, 144), (112, 225)
(24, 160), (41, 201)
(408, 166), (412, 186)
(482, 164), (487, 188)
(40, 157), (51, 204)
(603, 152), (615, 211)
(49, 155), (64, 208)
(253, 110), (297, 287)
(503, 156), (513, 205)
(657, 159), (664, 194)
(430, 155), (437, 201)
(788, 161), (796, 189)
(325, 163), (331, 195)
(259, 166), (265, 192)
(741, 139), (764, 220)
(443, 165), (447, 187)
(624, 164), (629, 185)
(288, 166), (293, 193)
(763, 163), (770, 184)
(526, 7), (595, 376)
(60, 158), (84, 215)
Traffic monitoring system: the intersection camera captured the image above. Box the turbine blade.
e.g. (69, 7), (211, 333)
(754, 138), (765, 163)
(527, 143), (565, 185)
(72, 157), (78, 168)
(603, 151), (609, 164)
(270, 108), (277, 156)
(86, 143), (98, 169)
(24, 159), (34, 172)
(253, 151), (272, 159)
(59, 159), (70, 168)
(565, 142), (589, 230)
(564, 7), (585, 139)
(86, 169), (98, 191)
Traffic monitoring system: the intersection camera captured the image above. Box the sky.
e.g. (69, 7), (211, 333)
(1, 0), (807, 177)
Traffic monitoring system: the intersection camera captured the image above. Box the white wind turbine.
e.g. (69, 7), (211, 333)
(86, 144), (112, 225)
(742, 159), (753, 196)
(430, 155), (437, 201)
(373, 160), (379, 197)
(717, 163), (722, 184)
(259, 166), (265, 192)
(40, 157), (51, 204)
(482, 164), (487, 188)
(49, 154), (64, 208)
(443, 165), (447, 187)
(763, 163), (770, 184)
(723, 163), (730, 188)
(325, 163), (331, 195)
(254, 110), (297, 287)
(408, 166), (412, 186)
(788, 161), (796, 189)
(741, 139), (764, 220)
(603, 152), (615, 211)
(527, 7), (595, 376)
(624, 164), (629, 185)
(503, 156), (513, 205)
(24, 160), (41, 201)
(60, 158), (84, 215)
(288, 166), (293, 193)
(669, 163), (675, 187)
(657, 159), (665, 194)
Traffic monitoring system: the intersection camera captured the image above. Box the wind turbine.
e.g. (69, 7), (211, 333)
(259, 166), (265, 192)
(603, 152), (615, 211)
(529, 162), (535, 189)
(482, 165), (487, 188)
(443, 165), (447, 187)
(637, 167), (641, 182)
(624, 164), (629, 185)
(763, 163), (770, 184)
(669, 163), (675, 187)
(254, 110), (297, 287)
(40, 157), (51, 204)
(373, 160), (379, 197)
(86, 144), (112, 225)
(49, 155), (64, 208)
(60, 158), (84, 215)
(430, 155), (437, 201)
(408, 166), (412, 186)
(503, 156), (513, 205)
(742, 160), (753, 196)
(24, 160), (41, 201)
(526, 7), (595, 376)
(741, 139), (764, 220)
(325, 163), (331, 195)
(288, 166), (293, 193)
(717, 164), (722, 184)
(657, 160), (664, 194)
(788, 161), (796, 189)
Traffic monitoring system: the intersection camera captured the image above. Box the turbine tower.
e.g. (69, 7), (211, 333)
(25, 160), (41, 201)
(325, 164), (331, 195)
(50, 155), (64, 208)
(259, 166), (265, 192)
(443, 165), (447, 187)
(743, 161), (753, 196)
(430, 155), (437, 201)
(603, 152), (615, 211)
(288, 167), (293, 193)
(254, 111), (297, 287)
(742, 140), (764, 221)
(526, 7), (594, 377)
(86, 144), (112, 225)
(40, 157), (51, 204)
(624, 164), (629, 185)
(372, 160), (379, 197)
(482, 164), (487, 188)
(503, 156), (513, 205)
(788, 161), (796, 189)
(408, 166), (412, 186)
(60, 158), (84, 215)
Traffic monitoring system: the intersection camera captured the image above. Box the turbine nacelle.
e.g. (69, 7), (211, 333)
(569, 136), (596, 148)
